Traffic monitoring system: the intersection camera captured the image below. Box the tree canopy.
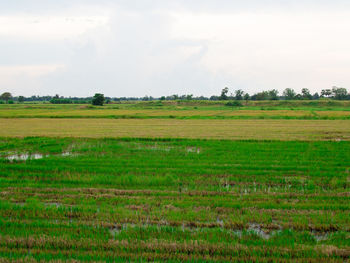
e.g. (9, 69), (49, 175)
(92, 93), (105, 106)
(0, 92), (12, 103)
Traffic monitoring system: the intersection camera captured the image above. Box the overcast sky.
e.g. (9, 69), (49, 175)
(1, 0), (350, 97)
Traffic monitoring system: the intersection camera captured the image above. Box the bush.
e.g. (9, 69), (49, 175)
(92, 93), (105, 106)
(8, 100), (14, 104)
(225, 101), (243, 107)
(50, 98), (73, 104)
(73, 100), (90, 104)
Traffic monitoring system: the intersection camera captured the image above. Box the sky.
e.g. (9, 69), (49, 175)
(1, 0), (350, 97)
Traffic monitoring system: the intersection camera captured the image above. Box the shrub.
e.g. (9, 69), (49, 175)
(50, 98), (73, 104)
(92, 93), (105, 106)
(225, 101), (243, 107)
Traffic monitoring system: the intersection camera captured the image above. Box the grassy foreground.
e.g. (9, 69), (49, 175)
(0, 137), (349, 262)
(0, 102), (349, 261)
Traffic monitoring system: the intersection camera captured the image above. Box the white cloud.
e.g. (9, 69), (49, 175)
(0, 64), (65, 95)
(0, 65), (65, 76)
(1, 1), (350, 96)
(0, 15), (109, 41)
(170, 11), (350, 94)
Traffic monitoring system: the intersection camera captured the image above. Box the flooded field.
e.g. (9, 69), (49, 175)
(0, 137), (349, 262)
(3, 152), (77, 161)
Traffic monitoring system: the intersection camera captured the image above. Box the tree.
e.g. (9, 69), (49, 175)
(294, 94), (303, 100)
(18, 96), (25, 103)
(332, 86), (348, 100)
(234, 89), (244, 100)
(283, 88), (296, 100)
(254, 91), (269, 100)
(268, 89), (279, 100)
(92, 93), (105, 106)
(321, 89), (332, 98)
(220, 87), (229, 100)
(171, 94), (179, 100)
(0, 92), (12, 103)
(186, 94), (193, 100)
(312, 92), (320, 100)
(301, 88), (312, 100)
(50, 98), (73, 104)
(243, 93), (250, 104)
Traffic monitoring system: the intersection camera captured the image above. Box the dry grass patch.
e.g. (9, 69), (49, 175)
(0, 118), (349, 140)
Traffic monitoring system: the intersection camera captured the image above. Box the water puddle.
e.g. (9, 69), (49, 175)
(187, 147), (201, 154)
(61, 152), (74, 157)
(14, 202), (26, 207)
(108, 221), (330, 243)
(248, 223), (270, 240)
(216, 217), (224, 227)
(109, 228), (120, 237)
(4, 152), (78, 162)
(109, 223), (137, 237)
(137, 145), (172, 152)
(134, 143), (201, 154)
(7, 153), (44, 161)
(44, 202), (63, 208)
(312, 231), (329, 242)
(147, 146), (172, 152)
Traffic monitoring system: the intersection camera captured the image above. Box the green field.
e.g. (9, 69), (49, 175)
(1, 101), (350, 120)
(0, 102), (349, 262)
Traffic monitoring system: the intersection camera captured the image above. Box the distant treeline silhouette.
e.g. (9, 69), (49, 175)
(1, 86), (350, 104)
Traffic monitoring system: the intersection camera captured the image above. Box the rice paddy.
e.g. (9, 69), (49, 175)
(0, 102), (349, 262)
(0, 102), (350, 120)
(0, 118), (350, 141)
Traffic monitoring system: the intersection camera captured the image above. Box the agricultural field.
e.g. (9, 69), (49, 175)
(0, 101), (350, 120)
(0, 101), (349, 262)
(0, 118), (350, 141)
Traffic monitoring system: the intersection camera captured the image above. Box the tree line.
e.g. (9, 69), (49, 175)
(217, 86), (349, 101)
(1, 86), (349, 105)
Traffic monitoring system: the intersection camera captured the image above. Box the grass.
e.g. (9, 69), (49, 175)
(0, 102), (349, 261)
(0, 118), (349, 141)
(0, 137), (349, 262)
(9, 99), (350, 108)
(0, 103), (350, 120)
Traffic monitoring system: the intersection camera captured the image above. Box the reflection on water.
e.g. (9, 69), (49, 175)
(186, 147), (201, 154)
(7, 153), (44, 161)
(4, 152), (77, 162)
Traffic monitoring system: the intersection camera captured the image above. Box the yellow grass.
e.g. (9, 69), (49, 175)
(0, 108), (349, 118)
(0, 118), (349, 140)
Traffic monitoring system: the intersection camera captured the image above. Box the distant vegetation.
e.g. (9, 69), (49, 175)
(1, 86), (350, 104)
(91, 93), (105, 106)
(0, 100), (350, 122)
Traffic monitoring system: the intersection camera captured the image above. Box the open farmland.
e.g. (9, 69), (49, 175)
(0, 102), (349, 262)
(0, 101), (350, 120)
(2, 0), (350, 261)
(0, 119), (350, 141)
